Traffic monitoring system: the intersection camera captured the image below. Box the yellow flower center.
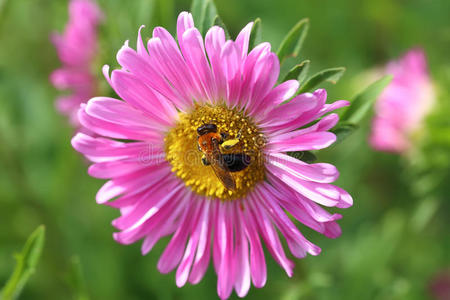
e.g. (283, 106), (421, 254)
(165, 104), (266, 200)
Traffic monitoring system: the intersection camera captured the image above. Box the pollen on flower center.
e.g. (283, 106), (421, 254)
(164, 104), (266, 200)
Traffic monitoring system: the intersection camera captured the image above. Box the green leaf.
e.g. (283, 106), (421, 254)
(340, 75), (393, 124)
(297, 67), (346, 94)
(212, 15), (230, 40)
(190, 0), (206, 30)
(331, 123), (359, 144)
(1, 225), (46, 300)
(276, 18), (309, 64)
(190, 0), (217, 36)
(411, 197), (439, 233)
(202, 1), (217, 34)
(287, 151), (317, 163)
(248, 18), (262, 51)
(67, 256), (89, 300)
(156, 0), (174, 29)
(282, 60), (310, 84)
(0, 0), (11, 28)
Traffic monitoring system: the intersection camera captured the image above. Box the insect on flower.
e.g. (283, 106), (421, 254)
(197, 123), (251, 191)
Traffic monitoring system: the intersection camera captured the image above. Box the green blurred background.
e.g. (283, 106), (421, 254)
(0, 0), (449, 299)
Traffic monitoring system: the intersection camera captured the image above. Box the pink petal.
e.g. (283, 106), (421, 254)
(233, 204), (251, 297)
(152, 25), (203, 99)
(252, 80), (299, 117)
(180, 28), (215, 101)
(107, 188), (152, 209)
(141, 219), (179, 255)
(267, 131), (336, 152)
(267, 168), (353, 208)
(269, 80), (300, 106)
(267, 112), (340, 142)
(176, 199), (210, 287)
(235, 22), (253, 60)
(176, 11), (194, 42)
(157, 198), (200, 274)
(71, 132), (161, 162)
(205, 26), (227, 101)
(257, 185), (322, 257)
(264, 89), (341, 134)
(220, 41), (242, 107)
(267, 152), (339, 183)
(267, 174), (343, 229)
(296, 113), (339, 136)
(136, 25), (147, 56)
(111, 70), (177, 125)
(260, 91), (324, 127)
(318, 100), (350, 115)
(102, 65), (113, 87)
(113, 180), (183, 231)
(147, 37), (199, 104)
(215, 202), (234, 300)
(114, 187), (185, 245)
(189, 199), (214, 285)
(247, 52), (280, 110)
(50, 68), (93, 90)
(85, 97), (160, 129)
(95, 165), (172, 204)
(278, 196), (342, 238)
(241, 206), (266, 288)
(78, 105), (162, 142)
(116, 44), (185, 108)
(220, 41), (240, 81)
(238, 44), (272, 109)
(88, 158), (162, 179)
(248, 194), (294, 277)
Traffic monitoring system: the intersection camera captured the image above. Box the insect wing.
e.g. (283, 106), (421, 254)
(208, 139), (236, 191)
(210, 158), (236, 191)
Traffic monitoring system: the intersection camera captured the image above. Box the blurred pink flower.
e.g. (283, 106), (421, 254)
(429, 269), (450, 300)
(72, 12), (352, 299)
(370, 49), (435, 153)
(50, 0), (102, 128)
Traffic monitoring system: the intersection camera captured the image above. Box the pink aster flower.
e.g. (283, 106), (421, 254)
(370, 49), (435, 153)
(72, 12), (352, 299)
(50, 0), (103, 127)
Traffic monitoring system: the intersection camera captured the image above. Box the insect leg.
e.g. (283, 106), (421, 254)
(221, 139), (240, 150)
(201, 155), (211, 166)
(220, 132), (229, 142)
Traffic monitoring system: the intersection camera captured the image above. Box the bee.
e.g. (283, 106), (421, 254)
(197, 123), (251, 191)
